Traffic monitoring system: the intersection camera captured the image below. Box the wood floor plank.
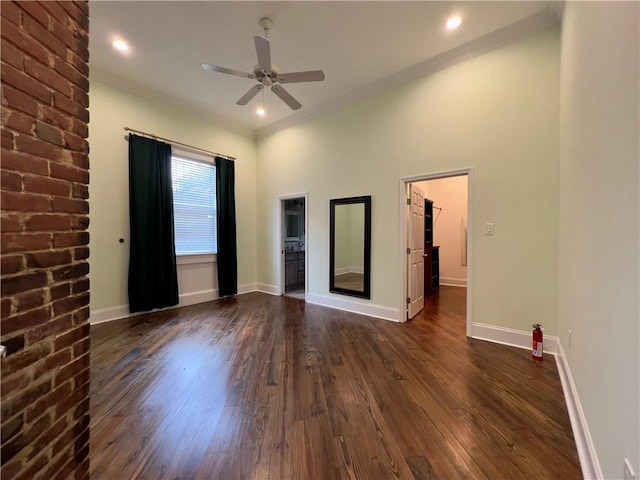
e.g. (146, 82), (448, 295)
(90, 288), (582, 479)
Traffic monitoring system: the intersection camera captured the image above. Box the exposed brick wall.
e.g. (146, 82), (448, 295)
(1, 2), (90, 479)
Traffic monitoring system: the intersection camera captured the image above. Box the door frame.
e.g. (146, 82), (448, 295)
(278, 192), (309, 297)
(398, 168), (473, 337)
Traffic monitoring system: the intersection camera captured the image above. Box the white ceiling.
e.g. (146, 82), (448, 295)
(89, 1), (560, 135)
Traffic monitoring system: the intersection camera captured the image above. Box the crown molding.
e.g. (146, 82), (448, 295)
(90, 66), (255, 138)
(256, 10), (559, 139)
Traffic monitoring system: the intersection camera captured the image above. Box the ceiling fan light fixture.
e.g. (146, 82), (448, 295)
(446, 16), (462, 30)
(256, 106), (265, 116)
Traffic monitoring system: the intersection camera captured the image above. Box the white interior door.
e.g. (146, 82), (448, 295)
(407, 184), (425, 319)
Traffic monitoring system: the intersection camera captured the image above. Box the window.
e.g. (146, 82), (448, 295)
(171, 154), (217, 255)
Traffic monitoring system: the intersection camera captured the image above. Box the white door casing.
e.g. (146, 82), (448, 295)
(407, 184), (425, 319)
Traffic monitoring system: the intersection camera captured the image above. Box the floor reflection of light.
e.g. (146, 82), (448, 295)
(139, 338), (238, 466)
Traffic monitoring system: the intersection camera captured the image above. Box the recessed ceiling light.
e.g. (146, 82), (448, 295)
(112, 39), (129, 52)
(446, 16), (462, 30)
(256, 107), (265, 116)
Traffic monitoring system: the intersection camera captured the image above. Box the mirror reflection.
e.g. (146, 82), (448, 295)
(330, 196), (371, 299)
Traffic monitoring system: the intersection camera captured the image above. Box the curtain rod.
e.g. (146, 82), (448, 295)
(123, 127), (236, 161)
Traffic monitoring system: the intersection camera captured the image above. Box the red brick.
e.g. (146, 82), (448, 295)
(53, 293), (89, 318)
(54, 352), (87, 386)
(51, 262), (88, 282)
(23, 175), (70, 197)
(70, 151), (88, 169)
(61, 132), (87, 152)
(40, 2), (68, 24)
(33, 348), (71, 380)
(1, 271), (47, 296)
(71, 183), (88, 199)
(41, 446), (71, 480)
(38, 105), (71, 131)
(1, 413), (51, 464)
(1, 370), (30, 398)
(24, 214), (73, 232)
(2, 127), (15, 149)
(1, 191), (50, 212)
(23, 15), (66, 59)
(1, 17), (50, 66)
(2, 85), (38, 116)
(49, 283), (71, 301)
(26, 314), (72, 346)
(71, 215), (89, 231)
(0, 306), (50, 337)
(1, 233), (52, 253)
(69, 118), (87, 139)
(16, 2), (50, 30)
(25, 383), (73, 424)
(1, 413), (24, 444)
(52, 45), (88, 93)
(72, 247), (88, 261)
(0, 1), (21, 25)
(1, 63), (51, 103)
(59, 2), (88, 32)
(26, 249), (72, 268)
(54, 379), (88, 419)
(50, 162), (87, 183)
(52, 92), (88, 123)
(35, 121), (64, 146)
(66, 50), (89, 78)
(15, 134), (63, 161)
(1, 376), (51, 419)
(71, 337), (88, 357)
(1, 40), (24, 70)
(1, 254), (24, 274)
(3, 109), (36, 135)
(24, 57), (72, 97)
(1, 170), (23, 191)
(53, 232), (88, 248)
(71, 278), (88, 295)
(0, 150), (49, 175)
(70, 84), (88, 108)
(72, 306), (88, 326)
(51, 197), (87, 214)
(15, 289), (44, 313)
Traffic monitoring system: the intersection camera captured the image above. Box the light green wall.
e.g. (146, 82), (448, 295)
(88, 81), (258, 311)
(559, 2), (639, 477)
(257, 29), (561, 331)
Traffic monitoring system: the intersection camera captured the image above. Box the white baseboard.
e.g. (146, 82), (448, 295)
(257, 283), (280, 295)
(440, 277), (467, 287)
(335, 267), (364, 276)
(471, 322), (559, 354)
(555, 342), (602, 479)
(90, 283), (258, 325)
(306, 293), (400, 323)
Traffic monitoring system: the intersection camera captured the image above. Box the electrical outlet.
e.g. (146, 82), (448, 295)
(484, 223), (494, 235)
(624, 458), (637, 480)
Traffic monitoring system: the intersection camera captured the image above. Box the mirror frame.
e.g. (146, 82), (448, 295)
(329, 195), (371, 299)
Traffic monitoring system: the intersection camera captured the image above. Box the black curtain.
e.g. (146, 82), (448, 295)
(215, 156), (237, 297)
(128, 134), (179, 313)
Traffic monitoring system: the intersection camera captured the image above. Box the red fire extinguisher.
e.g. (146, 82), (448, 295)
(532, 324), (543, 361)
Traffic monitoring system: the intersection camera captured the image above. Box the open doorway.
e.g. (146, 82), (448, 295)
(400, 170), (472, 336)
(279, 194), (307, 300)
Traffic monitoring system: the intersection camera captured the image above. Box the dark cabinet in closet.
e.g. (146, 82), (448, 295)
(424, 199), (440, 295)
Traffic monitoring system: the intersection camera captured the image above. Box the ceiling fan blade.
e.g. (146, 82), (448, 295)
(254, 36), (272, 73)
(276, 70), (325, 83)
(236, 84), (264, 105)
(271, 84), (301, 110)
(202, 63), (255, 79)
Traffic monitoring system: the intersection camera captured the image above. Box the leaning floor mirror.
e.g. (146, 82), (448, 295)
(329, 195), (371, 299)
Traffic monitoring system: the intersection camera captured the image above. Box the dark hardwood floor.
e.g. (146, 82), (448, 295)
(90, 287), (582, 479)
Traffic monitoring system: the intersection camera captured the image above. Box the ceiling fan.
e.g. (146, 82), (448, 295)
(202, 17), (325, 111)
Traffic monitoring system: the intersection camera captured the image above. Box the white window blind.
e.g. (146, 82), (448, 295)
(171, 155), (217, 255)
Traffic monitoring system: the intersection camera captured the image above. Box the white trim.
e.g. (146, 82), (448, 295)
(257, 11), (558, 138)
(555, 342), (603, 480)
(440, 277), (467, 287)
(471, 322), (559, 354)
(176, 254), (216, 265)
(257, 283), (280, 296)
(89, 282), (258, 325)
(399, 168), (473, 338)
(306, 293), (400, 323)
